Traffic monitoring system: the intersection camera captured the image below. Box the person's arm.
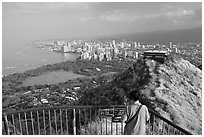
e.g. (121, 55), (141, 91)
(145, 106), (150, 121)
(138, 105), (146, 134)
(121, 106), (128, 123)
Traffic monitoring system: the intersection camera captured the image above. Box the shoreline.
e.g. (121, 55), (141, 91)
(2, 40), (80, 76)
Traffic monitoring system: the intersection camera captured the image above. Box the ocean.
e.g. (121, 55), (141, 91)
(2, 40), (79, 76)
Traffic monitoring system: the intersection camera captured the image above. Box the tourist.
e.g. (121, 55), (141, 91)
(122, 90), (150, 135)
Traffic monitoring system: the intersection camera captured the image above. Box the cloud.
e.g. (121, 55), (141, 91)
(161, 4), (174, 11)
(3, 3), (57, 15)
(173, 19), (184, 24)
(164, 8), (201, 25)
(98, 10), (140, 22)
(80, 16), (93, 22)
(190, 8), (202, 20)
(143, 7), (200, 24)
(144, 13), (161, 19)
(96, 3), (201, 24)
(166, 9), (195, 17)
(61, 3), (93, 10)
(160, 3), (200, 19)
(3, 2), (93, 16)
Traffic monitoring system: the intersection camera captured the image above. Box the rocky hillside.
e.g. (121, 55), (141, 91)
(143, 58), (201, 134)
(79, 57), (202, 134)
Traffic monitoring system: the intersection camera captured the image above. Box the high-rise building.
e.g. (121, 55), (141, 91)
(134, 42), (137, 48)
(173, 47), (178, 53)
(112, 40), (116, 48)
(98, 53), (104, 61)
(138, 42), (141, 48)
(81, 51), (91, 60)
(67, 43), (72, 51)
(113, 47), (119, 58)
(93, 53), (98, 60)
(135, 51), (138, 58)
(122, 49), (127, 59)
(170, 42), (172, 49)
(121, 42), (125, 48)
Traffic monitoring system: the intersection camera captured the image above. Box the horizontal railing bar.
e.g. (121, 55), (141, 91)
(148, 109), (193, 135)
(3, 105), (126, 115)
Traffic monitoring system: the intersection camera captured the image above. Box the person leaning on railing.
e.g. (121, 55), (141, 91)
(121, 90), (150, 135)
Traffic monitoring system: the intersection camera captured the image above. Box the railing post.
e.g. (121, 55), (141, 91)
(3, 113), (10, 135)
(73, 108), (76, 135)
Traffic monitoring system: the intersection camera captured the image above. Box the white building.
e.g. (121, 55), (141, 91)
(170, 42), (173, 49)
(105, 52), (112, 61)
(127, 51), (133, 58)
(81, 51), (91, 60)
(135, 51), (139, 58)
(61, 44), (72, 53)
(122, 49), (127, 59)
(112, 40), (116, 48)
(97, 47), (105, 54)
(76, 48), (82, 53)
(113, 47), (119, 58)
(173, 47), (179, 53)
(121, 42), (125, 48)
(93, 53), (98, 60)
(98, 53), (104, 61)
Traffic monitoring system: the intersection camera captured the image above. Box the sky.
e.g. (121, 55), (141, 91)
(2, 2), (202, 41)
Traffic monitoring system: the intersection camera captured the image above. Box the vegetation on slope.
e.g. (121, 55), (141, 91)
(2, 59), (133, 111)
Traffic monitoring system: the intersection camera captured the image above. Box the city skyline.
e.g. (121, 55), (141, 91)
(2, 2), (202, 41)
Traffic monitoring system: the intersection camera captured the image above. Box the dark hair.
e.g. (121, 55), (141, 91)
(129, 90), (140, 101)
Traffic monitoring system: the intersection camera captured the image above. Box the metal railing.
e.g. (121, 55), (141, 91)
(2, 105), (192, 135)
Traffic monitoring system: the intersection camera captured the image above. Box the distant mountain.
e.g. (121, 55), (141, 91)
(98, 27), (202, 43)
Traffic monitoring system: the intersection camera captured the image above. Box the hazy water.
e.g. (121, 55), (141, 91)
(2, 40), (79, 76)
